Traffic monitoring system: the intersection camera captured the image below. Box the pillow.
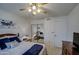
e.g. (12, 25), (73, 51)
(5, 35), (17, 38)
(0, 38), (9, 43)
(0, 36), (21, 45)
(15, 37), (21, 42)
(5, 40), (19, 49)
(9, 37), (21, 43)
(0, 36), (7, 40)
(0, 43), (7, 50)
(0, 36), (8, 41)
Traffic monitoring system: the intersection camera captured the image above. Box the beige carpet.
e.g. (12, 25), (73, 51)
(32, 39), (44, 44)
(32, 39), (62, 55)
(46, 46), (62, 55)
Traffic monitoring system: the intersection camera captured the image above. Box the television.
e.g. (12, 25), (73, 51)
(73, 32), (79, 48)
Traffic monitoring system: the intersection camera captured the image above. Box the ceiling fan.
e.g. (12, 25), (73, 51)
(19, 3), (48, 15)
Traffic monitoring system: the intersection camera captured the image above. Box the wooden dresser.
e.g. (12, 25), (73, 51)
(62, 41), (79, 55)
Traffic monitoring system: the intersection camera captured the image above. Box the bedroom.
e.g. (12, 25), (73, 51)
(0, 3), (79, 55)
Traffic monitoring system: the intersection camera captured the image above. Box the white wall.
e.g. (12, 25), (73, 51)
(0, 9), (30, 37)
(68, 4), (79, 42)
(31, 19), (44, 24)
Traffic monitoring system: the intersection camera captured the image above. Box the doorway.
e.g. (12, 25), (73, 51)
(31, 24), (44, 43)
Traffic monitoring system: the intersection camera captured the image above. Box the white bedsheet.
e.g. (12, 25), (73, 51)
(0, 41), (45, 55)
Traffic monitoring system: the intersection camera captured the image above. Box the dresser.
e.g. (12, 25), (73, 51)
(62, 41), (79, 55)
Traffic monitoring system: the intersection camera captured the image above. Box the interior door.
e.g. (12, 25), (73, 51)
(44, 19), (55, 48)
(44, 18), (67, 48)
(31, 24), (37, 37)
(54, 20), (67, 47)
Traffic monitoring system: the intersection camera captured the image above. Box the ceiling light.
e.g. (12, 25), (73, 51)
(28, 8), (32, 12)
(33, 11), (37, 15)
(37, 9), (41, 13)
(32, 5), (37, 10)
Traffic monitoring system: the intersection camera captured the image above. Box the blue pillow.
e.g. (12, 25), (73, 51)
(0, 38), (9, 43)
(15, 37), (21, 42)
(9, 37), (21, 43)
(0, 43), (7, 50)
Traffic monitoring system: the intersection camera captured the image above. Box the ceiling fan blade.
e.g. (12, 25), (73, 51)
(41, 7), (48, 14)
(19, 8), (26, 11)
(43, 11), (47, 14)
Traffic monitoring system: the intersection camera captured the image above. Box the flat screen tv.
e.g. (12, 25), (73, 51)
(73, 32), (79, 48)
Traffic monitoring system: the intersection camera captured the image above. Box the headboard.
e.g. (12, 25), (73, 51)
(0, 33), (17, 38)
(0, 33), (21, 43)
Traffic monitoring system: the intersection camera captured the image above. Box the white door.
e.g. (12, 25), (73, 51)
(44, 18), (67, 48)
(31, 24), (37, 37)
(54, 20), (67, 47)
(44, 19), (55, 48)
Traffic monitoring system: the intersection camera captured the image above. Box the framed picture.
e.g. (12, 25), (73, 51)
(0, 19), (15, 29)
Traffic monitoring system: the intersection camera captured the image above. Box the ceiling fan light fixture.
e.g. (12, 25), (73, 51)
(33, 11), (37, 15)
(37, 4), (42, 7)
(19, 3), (48, 15)
(32, 5), (37, 10)
(37, 8), (41, 13)
(28, 8), (32, 12)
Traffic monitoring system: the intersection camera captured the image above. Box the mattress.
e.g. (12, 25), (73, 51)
(0, 41), (45, 55)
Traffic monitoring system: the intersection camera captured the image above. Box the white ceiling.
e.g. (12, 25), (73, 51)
(0, 3), (78, 19)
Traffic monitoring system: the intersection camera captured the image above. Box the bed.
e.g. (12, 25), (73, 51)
(0, 33), (46, 55)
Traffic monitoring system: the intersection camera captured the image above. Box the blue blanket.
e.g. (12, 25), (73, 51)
(23, 44), (43, 55)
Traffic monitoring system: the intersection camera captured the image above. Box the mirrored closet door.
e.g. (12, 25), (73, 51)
(31, 24), (44, 43)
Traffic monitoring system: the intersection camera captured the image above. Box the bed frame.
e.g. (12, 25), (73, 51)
(0, 33), (17, 38)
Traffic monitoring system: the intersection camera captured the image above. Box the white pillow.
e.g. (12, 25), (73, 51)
(5, 40), (19, 49)
(0, 36), (16, 40)
(5, 35), (17, 38)
(0, 36), (8, 40)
